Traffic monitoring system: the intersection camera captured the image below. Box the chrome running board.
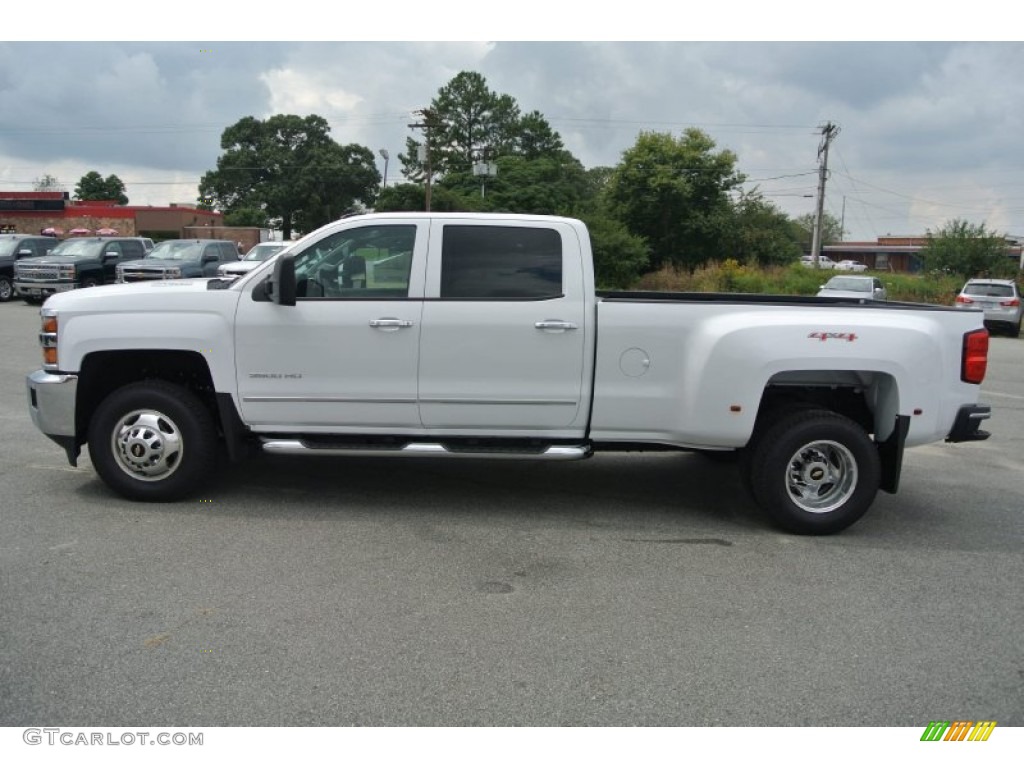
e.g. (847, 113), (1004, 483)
(260, 439), (591, 461)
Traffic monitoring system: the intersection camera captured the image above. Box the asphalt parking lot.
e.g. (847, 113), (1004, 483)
(0, 299), (1021, 727)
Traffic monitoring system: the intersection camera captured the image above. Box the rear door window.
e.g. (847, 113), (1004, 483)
(439, 225), (563, 299)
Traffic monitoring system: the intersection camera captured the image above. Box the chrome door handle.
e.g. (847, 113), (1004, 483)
(534, 320), (578, 331)
(369, 318), (414, 329)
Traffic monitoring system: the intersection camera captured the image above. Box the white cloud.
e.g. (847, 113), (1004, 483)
(260, 68), (364, 116)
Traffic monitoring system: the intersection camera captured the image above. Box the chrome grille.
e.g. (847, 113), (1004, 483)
(119, 268), (169, 282)
(16, 266), (61, 281)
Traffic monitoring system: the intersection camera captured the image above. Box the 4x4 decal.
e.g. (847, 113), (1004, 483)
(808, 331), (858, 342)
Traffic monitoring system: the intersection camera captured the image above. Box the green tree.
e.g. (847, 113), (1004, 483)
(920, 219), (1013, 278)
(74, 171), (129, 204)
(730, 191), (803, 266)
(438, 152), (586, 216)
(580, 214), (650, 289)
(793, 211), (843, 251)
(374, 183), (477, 213)
(402, 71), (523, 180)
(223, 208), (269, 227)
(199, 114), (379, 239)
(605, 129), (745, 269)
(514, 110), (566, 160)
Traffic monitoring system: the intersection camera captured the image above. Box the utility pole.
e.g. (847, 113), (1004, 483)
(810, 121), (840, 267)
(409, 108), (440, 212)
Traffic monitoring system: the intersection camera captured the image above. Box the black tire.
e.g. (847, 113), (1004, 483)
(0, 274), (13, 302)
(748, 408), (880, 535)
(82, 277), (99, 288)
(88, 380), (218, 502)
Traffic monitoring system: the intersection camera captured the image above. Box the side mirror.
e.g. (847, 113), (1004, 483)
(17, 248), (32, 257)
(269, 254), (296, 306)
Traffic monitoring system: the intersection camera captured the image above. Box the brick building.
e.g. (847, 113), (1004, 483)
(821, 235), (1023, 273)
(0, 191), (223, 240)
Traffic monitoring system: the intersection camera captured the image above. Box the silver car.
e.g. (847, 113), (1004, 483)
(217, 242), (289, 278)
(816, 275), (887, 301)
(955, 279), (1022, 337)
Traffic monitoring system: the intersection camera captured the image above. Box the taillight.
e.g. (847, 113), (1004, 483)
(961, 329), (989, 384)
(1000, 298), (1020, 307)
(955, 295), (973, 304)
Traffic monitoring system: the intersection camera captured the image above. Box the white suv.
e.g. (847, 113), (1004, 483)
(955, 279), (1022, 337)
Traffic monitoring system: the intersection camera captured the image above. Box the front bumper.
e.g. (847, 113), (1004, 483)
(26, 369), (80, 463)
(946, 404), (992, 443)
(14, 280), (77, 297)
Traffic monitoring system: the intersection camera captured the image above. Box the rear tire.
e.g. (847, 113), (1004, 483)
(88, 380), (217, 502)
(748, 409), (880, 535)
(0, 275), (13, 302)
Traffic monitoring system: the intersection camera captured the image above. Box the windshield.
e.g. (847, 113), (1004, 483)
(824, 277), (871, 292)
(146, 241), (205, 261)
(243, 243), (286, 262)
(46, 239), (102, 259)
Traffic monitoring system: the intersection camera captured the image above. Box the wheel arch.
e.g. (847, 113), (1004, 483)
(753, 369), (905, 494)
(77, 350), (219, 448)
(756, 369), (900, 440)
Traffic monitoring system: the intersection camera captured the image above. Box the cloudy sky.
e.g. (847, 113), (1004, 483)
(3, 7), (1021, 241)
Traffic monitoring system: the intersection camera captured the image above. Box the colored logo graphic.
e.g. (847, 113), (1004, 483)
(920, 721), (996, 742)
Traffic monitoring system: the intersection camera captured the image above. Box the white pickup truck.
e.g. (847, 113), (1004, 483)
(26, 213), (992, 534)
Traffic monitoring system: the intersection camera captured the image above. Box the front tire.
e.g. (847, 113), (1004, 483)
(0, 274), (13, 302)
(748, 409), (880, 535)
(88, 381), (217, 501)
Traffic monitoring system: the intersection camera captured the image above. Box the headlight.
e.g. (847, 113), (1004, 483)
(167, 267), (182, 278)
(59, 265), (76, 279)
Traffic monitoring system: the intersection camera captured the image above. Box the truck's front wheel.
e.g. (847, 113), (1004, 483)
(749, 409), (880, 535)
(88, 381), (217, 501)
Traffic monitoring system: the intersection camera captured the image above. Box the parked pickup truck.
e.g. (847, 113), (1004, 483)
(14, 236), (148, 301)
(25, 213), (992, 534)
(115, 239), (239, 282)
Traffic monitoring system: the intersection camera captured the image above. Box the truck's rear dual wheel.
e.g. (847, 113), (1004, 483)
(748, 408), (880, 535)
(88, 381), (217, 501)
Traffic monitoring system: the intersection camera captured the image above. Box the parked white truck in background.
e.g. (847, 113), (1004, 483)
(26, 213), (992, 534)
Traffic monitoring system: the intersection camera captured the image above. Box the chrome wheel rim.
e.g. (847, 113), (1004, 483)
(0, 279), (11, 300)
(111, 409), (184, 481)
(785, 440), (858, 513)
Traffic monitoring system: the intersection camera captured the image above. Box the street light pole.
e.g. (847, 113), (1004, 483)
(378, 149), (390, 191)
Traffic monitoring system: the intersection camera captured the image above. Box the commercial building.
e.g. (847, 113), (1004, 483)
(0, 192), (223, 240)
(821, 235), (1023, 273)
